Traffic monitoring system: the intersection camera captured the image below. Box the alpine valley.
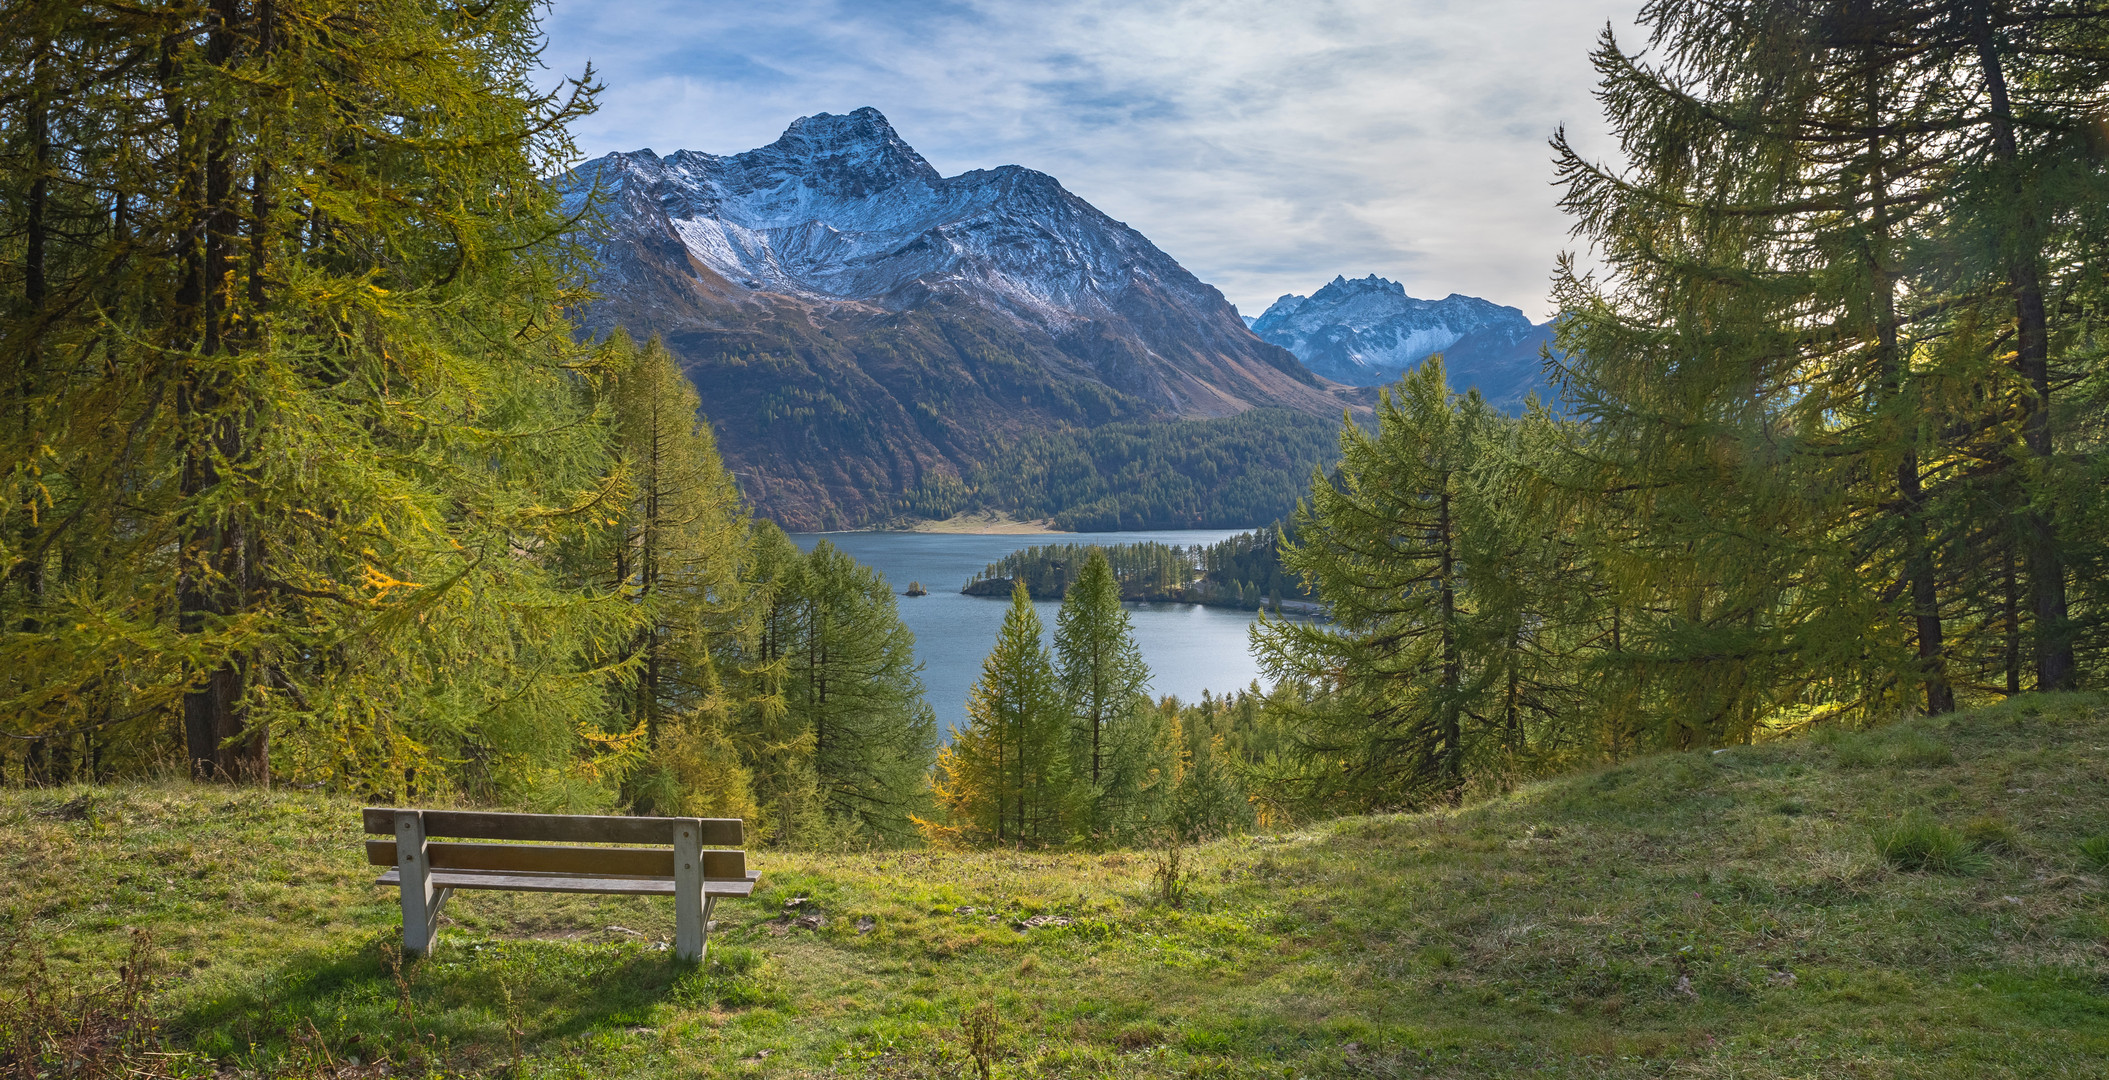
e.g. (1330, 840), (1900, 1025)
(561, 108), (1554, 529)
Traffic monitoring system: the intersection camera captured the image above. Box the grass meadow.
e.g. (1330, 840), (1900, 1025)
(6, 693), (2108, 1078)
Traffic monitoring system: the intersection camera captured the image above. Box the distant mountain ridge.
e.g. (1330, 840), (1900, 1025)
(559, 108), (1363, 529)
(1252, 274), (1559, 412)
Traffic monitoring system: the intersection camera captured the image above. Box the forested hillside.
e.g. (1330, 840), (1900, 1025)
(952, 410), (1343, 531)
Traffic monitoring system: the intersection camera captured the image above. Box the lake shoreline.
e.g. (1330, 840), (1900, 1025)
(875, 511), (1065, 534)
(790, 528), (1278, 734)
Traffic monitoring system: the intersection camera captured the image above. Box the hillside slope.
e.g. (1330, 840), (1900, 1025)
(7, 695), (2107, 1078)
(559, 109), (1364, 530)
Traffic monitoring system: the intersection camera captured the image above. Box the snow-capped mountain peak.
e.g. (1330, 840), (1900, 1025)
(1250, 274), (1558, 410)
(561, 108), (1235, 328)
(560, 107), (1355, 527)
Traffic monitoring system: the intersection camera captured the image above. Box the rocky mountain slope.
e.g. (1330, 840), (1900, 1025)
(1252, 274), (1559, 412)
(559, 108), (1362, 529)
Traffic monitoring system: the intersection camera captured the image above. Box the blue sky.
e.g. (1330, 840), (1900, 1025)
(538, 1), (1646, 322)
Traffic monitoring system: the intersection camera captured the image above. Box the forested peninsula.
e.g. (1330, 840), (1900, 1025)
(960, 529), (1319, 613)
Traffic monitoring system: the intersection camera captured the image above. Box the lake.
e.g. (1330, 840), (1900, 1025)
(788, 529), (1301, 737)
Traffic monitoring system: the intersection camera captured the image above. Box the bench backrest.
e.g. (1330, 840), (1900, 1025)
(361, 807), (747, 882)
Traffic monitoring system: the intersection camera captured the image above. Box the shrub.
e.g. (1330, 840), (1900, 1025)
(1875, 818), (1984, 874)
(2078, 836), (2109, 872)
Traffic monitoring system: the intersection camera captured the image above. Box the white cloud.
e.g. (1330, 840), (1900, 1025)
(539, 0), (1646, 321)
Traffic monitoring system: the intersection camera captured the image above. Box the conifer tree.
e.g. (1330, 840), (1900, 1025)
(739, 538), (935, 843)
(935, 581), (1069, 843)
(1054, 548), (1162, 839)
(1256, 359), (1500, 806)
(600, 331), (756, 816)
(1548, 0), (2108, 722)
(733, 521), (820, 843)
(0, 0), (627, 800)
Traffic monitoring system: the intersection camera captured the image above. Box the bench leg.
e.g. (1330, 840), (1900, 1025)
(395, 810), (443, 957)
(701, 894), (719, 965)
(674, 820), (704, 963)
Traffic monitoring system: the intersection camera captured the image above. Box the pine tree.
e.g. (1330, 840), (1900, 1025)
(1054, 548), (1161, 839)
(935, 580), (1069, 843)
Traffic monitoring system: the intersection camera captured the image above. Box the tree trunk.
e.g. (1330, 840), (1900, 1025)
(2002, 542), (2022, 696)
(1863, 63), (1952, 714)
(1436, 485), (1462, 796)
(1970, 1), (2074, 691)
(181, 0), (262, 783)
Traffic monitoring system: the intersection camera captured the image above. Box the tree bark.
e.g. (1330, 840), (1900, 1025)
(1970, 1), (2074, 691)
(181, 0), (263, 783)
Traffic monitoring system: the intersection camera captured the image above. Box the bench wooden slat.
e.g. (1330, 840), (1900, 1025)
(375, 868), (759, 897)
(364, 840), (744, 882)
(361, 807), (742, 847)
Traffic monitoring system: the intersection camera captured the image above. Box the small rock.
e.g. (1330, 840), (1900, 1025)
(1017, 914), (1073, 930)
(606, 925), (642, 936)
(1767, 970), (1797, 987)
(794, 913), (826, 930)
(2002, 896), (2023, 905)
(784, 896), (808, 910)
(953, 906), (976, 915)
(627, 1026), (654, 1035)
(1673, 974), (1697, 999)
(856, 916), (876, 933)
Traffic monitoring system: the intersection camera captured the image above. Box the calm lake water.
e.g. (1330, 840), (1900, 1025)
(789, 529), (1300, 737)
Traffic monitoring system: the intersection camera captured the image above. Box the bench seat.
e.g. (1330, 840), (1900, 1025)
(375, 868), (760, 897)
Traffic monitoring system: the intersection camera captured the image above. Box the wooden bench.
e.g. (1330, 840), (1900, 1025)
(362, 807), (757, 962)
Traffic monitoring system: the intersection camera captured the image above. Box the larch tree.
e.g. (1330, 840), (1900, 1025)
(768, 541), (936, 844)
(1255, 359), (1502, 807)
(934, 580), (1069, 844)
(600, 330), (756, 818)
(0, 0), (635, 802)
(1053, 547), (1162, 840)
(1549, 0), (2108, 730)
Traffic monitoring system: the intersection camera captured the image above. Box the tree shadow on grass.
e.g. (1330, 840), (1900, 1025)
(169, 930), (703, 1062)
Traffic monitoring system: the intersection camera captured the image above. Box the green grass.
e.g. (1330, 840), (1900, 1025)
(1873, 816), (1985, 874)
(6, 693), (2109, 1078)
